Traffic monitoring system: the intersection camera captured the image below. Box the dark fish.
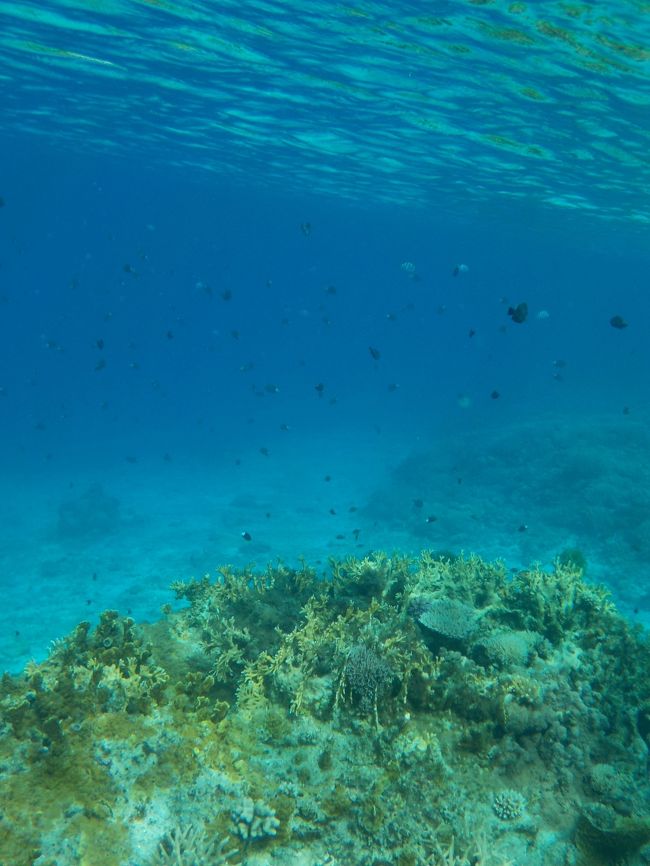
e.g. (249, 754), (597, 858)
(623, 406), (631, 415)
(241, 531), (252, 541)
(518, 524), (528, 532)
(490, 390), (500, 400)
(425, 515), (437, 523)
(315, 382), (325, 397)
(325, 285), (337, 295)
(352, 528), (360, 540)
(220, 289), (232, 301)
(95, 359), (106, 372)
(324, 475), (332, 482)
(280, 423), (290, 431)
(166, 330), (174, 340)
(95, 338), (104, 350)
(122, 263), (135, 274)
(413, 498), (424, 509)
(468, 328), (476, 338)
(369, 346), (381, 361)
(387, 383), (399, 392)
(329, 508), (336, 515)
(507, 302), (528, 324)
(610, 315), (628, 329)
(259, 447), (270, 457)
(265, 383), (279, 393)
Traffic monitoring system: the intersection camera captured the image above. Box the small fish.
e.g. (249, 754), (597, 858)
(453, 263), (469, 276)
(300, 222), (311, 236)
(220, 289), (232, 301)
(95, 359), (106, 372)
(259, 447), (270, 457)
(387, 383), (399, 392)
(264, 383), (280, 393)
(623, 406), (631, 415)
(315, 382), (325, 397)
(537, 310), (550, 320)
(95, 338), (104, 350)
(610, 315), (628, 329)
(518, 524), (528, 532)
(412, 498), (424, 509)
(241, 531), (252, 541)
(369, 346), (381, 361)
(468, 328), (476, 338)
(231, 330), (240, 340)
(239, 362), (255, 372)
(122, 263), (136, 274)
(324, 475), (332, 482)
(166, 330), (174, 340)
(507, 302), (528, 324)
(352, 528), (360, 540)
(325, 285), (337, 295)
(329, 508), (337, 515)
(280, 423), (290, 432)
(425, 515), (437, 524)
(490, 390), (500, 400)
(400, 261), (416, 274)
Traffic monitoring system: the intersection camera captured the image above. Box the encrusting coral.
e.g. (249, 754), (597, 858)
(1, 551), (650, 866)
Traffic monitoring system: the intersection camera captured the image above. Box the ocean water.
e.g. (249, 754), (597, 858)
(1, 0), (648, 673)
(1, 2), (650, 864)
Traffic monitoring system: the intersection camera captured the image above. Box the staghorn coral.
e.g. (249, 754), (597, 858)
(152, 824), (238, 865)
(2, 551), (650, 866)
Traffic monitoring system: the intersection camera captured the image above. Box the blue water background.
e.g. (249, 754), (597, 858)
(1, 1), (649, 671)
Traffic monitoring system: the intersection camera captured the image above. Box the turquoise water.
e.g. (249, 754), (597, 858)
(0, 0), (649, 670)
(3, 0), (650, 220)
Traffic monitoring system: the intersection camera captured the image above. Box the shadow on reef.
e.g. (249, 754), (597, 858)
(2, 551), (650, 865)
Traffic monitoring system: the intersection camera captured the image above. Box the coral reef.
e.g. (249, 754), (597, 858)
(1, 552), (650, 865)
